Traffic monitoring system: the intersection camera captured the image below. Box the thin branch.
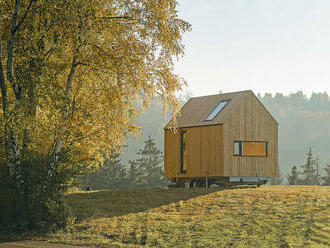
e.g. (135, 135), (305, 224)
(101, 16), (143, 25)
(71, 75), (84, 118)
(69, 128), (103, 145)
(7, 0), (20, 91)
(63, 54), (78, 120)
(0, 43), (8, 114)
(103, 16), (135, 20)
(44, 49), (54, 62)
(12, 0), (35, 34)
(76, 62), (89, 66)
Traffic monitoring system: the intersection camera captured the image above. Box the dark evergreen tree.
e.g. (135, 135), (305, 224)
(128, 136), (167, 188)
(321, 163), (330, 186)
(300, 148), (319, 185)
(84, 153), (127, 190)
(287, 166), (299, 185)
(315, 155), (321, 185)
(128, 159), (148, 188)
(102, 154), (127, 190)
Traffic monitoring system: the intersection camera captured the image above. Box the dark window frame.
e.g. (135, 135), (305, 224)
(233, 140), (268, 157)
(180, 130), (187, 174)
(234, 141), (243, 156)
(204, 99), (230, 121)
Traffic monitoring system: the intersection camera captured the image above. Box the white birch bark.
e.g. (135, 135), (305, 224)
(0, 42), (13, 178)
(43, 53), (78, 192)
(6, 0), (24, 191)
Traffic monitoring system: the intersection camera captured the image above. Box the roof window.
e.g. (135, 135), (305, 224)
(204, 100), (229, 121)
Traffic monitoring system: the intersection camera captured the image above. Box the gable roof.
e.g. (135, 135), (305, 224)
(165, 90), (277, 129)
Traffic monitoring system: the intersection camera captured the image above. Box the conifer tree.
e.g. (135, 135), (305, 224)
(287, 166), (299, 185)
(102, 153), (126, 190)
(84, 153), (126, 190)
(321, 163), (330, 186)
(140, 136), (167, 187)
(300, 148), (319, 185)
(128, 159), (148, 188)
(129, 136), (167, 188)
(315, 155), (321, 185)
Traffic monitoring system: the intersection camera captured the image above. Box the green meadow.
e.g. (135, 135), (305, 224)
(42, 186), (330, 248)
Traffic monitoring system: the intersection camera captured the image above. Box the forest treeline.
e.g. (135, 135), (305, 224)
(116, 91), (330, 185)
(287, 148), (330, 185)
(259, 91), (330, 179)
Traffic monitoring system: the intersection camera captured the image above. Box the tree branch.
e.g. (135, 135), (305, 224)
(103, 16), (135, 20)
(63, 53), (78, 120)
(7, 0), (21, 100)
(7, 0), (20, 81)
(101, 16), (143, 25)
(12, 0), (35, 34)
(0, 43), (13, 178)
(0, 43), (8, 114)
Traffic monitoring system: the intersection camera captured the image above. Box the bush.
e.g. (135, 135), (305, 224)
(0, 148), (86, 233)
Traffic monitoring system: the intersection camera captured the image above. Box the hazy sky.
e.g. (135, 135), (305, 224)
(175, 0), (330, 97)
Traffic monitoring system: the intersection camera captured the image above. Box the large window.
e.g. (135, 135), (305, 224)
(205, 100), (230, 121)
(234, 141), (267, 157)
(180, 130), (187, 173)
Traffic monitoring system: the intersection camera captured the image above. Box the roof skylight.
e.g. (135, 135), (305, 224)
(204, 100), (229, 121)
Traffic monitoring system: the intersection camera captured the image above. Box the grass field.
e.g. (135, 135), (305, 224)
(45, 186), (330, 247)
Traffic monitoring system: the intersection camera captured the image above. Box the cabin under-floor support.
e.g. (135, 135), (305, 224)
(168, 176), (271, 188)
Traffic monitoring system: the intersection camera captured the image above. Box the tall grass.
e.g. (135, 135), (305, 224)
(48, 186), (330, 248)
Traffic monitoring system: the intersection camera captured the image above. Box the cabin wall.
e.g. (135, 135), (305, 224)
(164, 125), (224, 178)
(223, 92), (278, 178)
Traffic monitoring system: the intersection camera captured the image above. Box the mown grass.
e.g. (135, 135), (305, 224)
(48, 186), (330, 248)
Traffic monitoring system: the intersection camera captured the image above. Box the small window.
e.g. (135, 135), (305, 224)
(205, 100), (230, 121)
(234, 141), (242, 156)
(234, 141), (267, 157)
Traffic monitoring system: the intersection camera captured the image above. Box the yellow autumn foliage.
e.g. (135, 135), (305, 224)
(0, 0), (191, 166)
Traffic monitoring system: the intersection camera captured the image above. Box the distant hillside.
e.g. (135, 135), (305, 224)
(120, 92), (330, 179)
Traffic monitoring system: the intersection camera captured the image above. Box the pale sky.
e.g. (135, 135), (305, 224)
(175, 0), (330, 97)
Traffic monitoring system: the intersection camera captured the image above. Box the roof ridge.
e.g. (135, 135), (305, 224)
(189, 90), (251, 99)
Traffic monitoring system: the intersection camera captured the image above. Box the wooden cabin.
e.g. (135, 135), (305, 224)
(164, 90), (278, 186)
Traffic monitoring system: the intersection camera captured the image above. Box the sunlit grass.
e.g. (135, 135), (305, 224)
(48, 186), (330, 248)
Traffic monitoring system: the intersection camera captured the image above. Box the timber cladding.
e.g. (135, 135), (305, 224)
(164, 90), (278, 180)
(164, 125), (224, 178)
(223, 91), (278, 178)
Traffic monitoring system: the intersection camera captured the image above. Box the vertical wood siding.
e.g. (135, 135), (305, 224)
(164, 125), (224, 178)
(164, 129), (180, 178)
(223, 92), (278, 178)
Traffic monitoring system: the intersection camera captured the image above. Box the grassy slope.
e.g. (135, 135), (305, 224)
(49, 186), (330, 248)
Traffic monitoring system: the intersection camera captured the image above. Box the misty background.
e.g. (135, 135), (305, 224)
(119, 91), (330, 181)
(88, 1), (330, 185)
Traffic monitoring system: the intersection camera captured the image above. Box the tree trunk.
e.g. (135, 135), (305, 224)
(42, 53), (78, 194)
(0, 43), (12, 178)
(2, 0), (28, 222)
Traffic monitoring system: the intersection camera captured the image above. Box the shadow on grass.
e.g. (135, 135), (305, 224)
(66, 185), (257, 222)
(0, 232), (43, 244)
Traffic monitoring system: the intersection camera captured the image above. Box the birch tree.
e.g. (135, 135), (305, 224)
(0, 0), (190, 228)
